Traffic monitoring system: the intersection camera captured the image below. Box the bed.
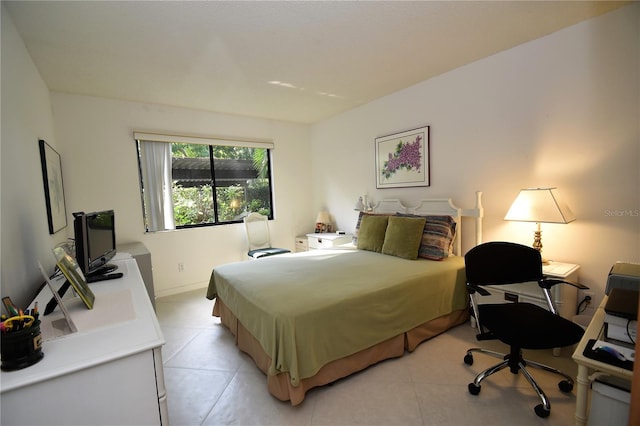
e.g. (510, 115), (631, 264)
(206, 193), (484, 405)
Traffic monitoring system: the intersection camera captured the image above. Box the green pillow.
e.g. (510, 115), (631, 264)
(357, 215), (389, 252)
(382, 216), (427, 260)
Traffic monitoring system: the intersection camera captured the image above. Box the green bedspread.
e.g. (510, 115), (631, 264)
(207, 249), (466, 386)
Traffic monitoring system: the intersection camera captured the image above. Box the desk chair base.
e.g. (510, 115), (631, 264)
(464, 346), (574, 418)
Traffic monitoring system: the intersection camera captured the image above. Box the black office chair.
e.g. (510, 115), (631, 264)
(463, 241), (587, 418)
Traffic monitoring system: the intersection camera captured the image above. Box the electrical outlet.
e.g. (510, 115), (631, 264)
(579, 289), (594, 299)
(578, 290), (596, 316)
(583, 290), (595, 301)
(178, 262), (184, 272)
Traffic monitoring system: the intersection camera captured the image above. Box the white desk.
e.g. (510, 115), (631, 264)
(572, 297), (633, 426)
(0, 257), (167, 425)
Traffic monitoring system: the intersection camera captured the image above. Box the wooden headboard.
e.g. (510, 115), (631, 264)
(372, 191), (484, 256)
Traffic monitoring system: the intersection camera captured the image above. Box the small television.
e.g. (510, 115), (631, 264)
(73, 210), (117, 277)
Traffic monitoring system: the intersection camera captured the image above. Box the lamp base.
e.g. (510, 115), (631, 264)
(532, 224), (549, 264)
(532, 228), (542, 252)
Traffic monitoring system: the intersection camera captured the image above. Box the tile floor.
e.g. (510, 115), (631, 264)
(156, 289), (579, 426)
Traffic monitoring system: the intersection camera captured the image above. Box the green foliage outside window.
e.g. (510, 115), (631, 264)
(172, 180), (271, 226)
(245, 179), (271, 216)
(172, 184), (215, 226)
(170, 143), (272, 227)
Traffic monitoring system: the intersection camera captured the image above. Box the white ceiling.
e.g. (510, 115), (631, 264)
(4, 1), (629, 124)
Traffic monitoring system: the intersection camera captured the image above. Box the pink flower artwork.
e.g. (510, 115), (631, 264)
(381, 135), (422, 179)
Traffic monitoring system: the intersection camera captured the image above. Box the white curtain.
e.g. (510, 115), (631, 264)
(139, 141), (175, 231)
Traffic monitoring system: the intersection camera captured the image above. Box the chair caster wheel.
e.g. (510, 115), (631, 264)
(534, 404), (550, 418)
(468, 383), (481, 395)
(559, 380), (573, 392)
(464, 354), (473, 365)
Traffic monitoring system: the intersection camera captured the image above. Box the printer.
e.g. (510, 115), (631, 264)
(605, 262), (640, 294)
(604, 262), (639, 345)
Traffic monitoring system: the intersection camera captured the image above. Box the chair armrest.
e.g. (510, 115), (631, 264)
(467, 283), (491, 296)
(539, 278), (589, 290)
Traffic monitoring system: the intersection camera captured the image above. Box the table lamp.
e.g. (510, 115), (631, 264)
(504, 187), (575, 263)
(315, 211), (332, 233)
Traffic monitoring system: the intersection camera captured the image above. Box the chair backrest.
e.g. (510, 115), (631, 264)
(243, 212), (272, 251)
(465, 241), (543, 286)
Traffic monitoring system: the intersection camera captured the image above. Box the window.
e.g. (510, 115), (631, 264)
(134, 132), (275, 232)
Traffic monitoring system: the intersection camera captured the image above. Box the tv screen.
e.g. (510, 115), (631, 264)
(73, 210), (116, 276)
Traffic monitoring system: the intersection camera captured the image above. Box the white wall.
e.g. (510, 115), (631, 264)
(310, 4), (639, 313)
(50, 94), (313, 297)
(1, 6), (67, 308)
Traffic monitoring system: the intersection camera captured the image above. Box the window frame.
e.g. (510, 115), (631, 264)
(134, 132), (275, 232)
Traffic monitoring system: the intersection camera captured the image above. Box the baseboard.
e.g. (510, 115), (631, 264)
(155, 281), (208, 299)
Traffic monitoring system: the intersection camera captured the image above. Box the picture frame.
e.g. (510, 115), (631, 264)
(38, 262), (78, 334)
(39, 139), (67, 234)
(53, 247), (95, 311)
(375, 126), (430, 189)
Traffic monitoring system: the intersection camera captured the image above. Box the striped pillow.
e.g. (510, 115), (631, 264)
(396, 213), (457, 260)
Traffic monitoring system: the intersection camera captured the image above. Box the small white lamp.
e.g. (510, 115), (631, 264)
(504, 187), (575, 263)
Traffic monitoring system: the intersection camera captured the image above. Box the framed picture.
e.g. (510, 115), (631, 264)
(39, 139), (67, 234)
(53, 247), (95, 310)
(375, 126), (430, 189)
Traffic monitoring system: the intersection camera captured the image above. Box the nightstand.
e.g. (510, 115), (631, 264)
(481, 261), (580, 321)
(295, 235), (309, 252)
(542, 261), (580, 320)
(307, 233), (353, 250)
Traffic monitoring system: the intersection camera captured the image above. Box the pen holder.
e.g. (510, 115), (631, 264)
(1, 320), (44, 371)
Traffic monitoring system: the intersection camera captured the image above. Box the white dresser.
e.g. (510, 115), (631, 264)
(0, 257), (168, 425)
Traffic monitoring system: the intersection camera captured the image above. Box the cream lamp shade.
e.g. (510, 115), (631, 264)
(504, 188), (575, 262)
(505, 188), (575, 224)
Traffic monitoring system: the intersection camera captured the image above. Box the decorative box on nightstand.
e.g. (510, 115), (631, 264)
(307, 233), (354, 250)
(480, 261), (580, 321)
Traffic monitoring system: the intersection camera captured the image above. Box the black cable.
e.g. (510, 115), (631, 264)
(30, 266), (65, 303)
(576, 295), (592, 314)
(626, 319), (636, 345)
(43, 280), (71, 316)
